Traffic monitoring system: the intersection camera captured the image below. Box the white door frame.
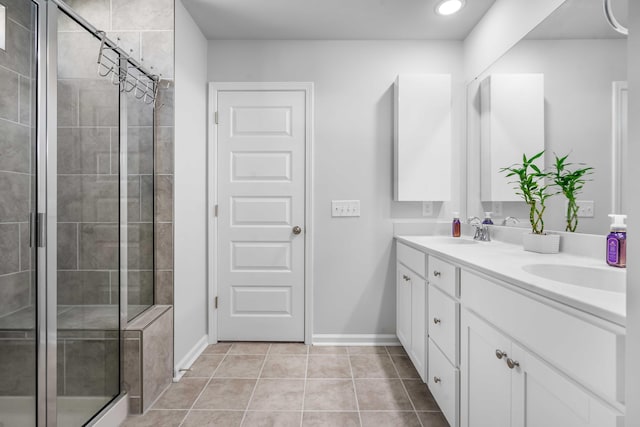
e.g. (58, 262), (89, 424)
(207, 82), (314, 345)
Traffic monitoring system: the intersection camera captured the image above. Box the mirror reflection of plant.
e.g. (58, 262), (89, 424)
(500, 151), (556, 235)
(551, 153), (594, 232)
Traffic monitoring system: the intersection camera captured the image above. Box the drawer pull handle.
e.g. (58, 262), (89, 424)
(433, 376), (441, 384)
(433, 318), (441, 325)
(495, 349), (507, 360)
(506, 358), (520, 369)
(402, 274), (411, 281)
(433, 271), (442, 277)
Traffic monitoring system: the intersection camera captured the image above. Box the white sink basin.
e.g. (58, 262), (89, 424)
(429, 237), (479, 245)
(522, 264), (626, 293)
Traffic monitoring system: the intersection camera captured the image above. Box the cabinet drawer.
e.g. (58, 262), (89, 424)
(398, 242), (426, 278)
(429, 256), (458, 297)
(428, 285), (459, 366)
(461, 270), (625, 404)
(428, 339), (459, 427)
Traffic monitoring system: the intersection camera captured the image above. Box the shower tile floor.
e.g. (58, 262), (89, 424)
(122, 343), (448, 427)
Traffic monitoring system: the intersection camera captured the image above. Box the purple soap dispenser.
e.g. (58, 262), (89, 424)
(606, 214), (627, 268)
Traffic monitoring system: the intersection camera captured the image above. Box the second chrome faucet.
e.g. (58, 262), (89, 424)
(468, 216), (491, 242)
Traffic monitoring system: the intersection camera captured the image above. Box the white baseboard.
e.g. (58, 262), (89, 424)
(312, 334), (400, 346)
(173, 335), (209, 381)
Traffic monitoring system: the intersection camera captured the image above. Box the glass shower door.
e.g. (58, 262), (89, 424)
(0, 1), (38, 426)
(54, 8), (121, 426)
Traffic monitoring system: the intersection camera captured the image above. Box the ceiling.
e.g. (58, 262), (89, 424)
(182, 0), (497, 40)
(526, 0), (628, 40)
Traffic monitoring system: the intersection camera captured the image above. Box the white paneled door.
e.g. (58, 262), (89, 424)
(216, 88), (307, 341)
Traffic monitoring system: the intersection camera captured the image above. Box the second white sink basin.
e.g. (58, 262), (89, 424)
(522, 264), (626, 293)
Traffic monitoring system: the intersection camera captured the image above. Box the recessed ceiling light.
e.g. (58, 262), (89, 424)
(435, 0), (465, 16)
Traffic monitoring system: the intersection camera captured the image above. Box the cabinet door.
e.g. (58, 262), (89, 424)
(410, 275), (426, 380)
(397, 264), (412, 350)
(461, 310), (512, 427)
(510, 344), (623, 427)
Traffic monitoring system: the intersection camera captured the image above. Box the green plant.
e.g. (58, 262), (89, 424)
(500, 151), (556, 235)
(551, 153), (594, 232)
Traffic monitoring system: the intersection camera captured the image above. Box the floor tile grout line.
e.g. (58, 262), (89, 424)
(176, 346), (232, 427)
(299, 351), (309, 427)
(239, 344), (271, 426)
(386, 346), (424, 427)
(346, 347), (364, 427)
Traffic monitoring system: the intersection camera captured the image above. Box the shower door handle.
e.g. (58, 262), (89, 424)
(37, 213), (46, 248)
(28, 213), (33, 248)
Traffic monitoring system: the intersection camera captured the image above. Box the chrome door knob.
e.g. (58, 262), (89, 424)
(433, 271), (441, 277)
(433, 318), (441, 324)
(506, 358), (520, 369)
(292, 226), (302, 235)
(495, 349), (507, 360)
(433, 376), (441, 384)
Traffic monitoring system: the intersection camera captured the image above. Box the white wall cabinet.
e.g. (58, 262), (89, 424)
(396, 242), (427, 381)
(394, 74), (452, 201)
(461, 309), (623, 427)
(480, 73), (544, 201)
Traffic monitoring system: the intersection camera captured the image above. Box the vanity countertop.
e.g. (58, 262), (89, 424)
(396, 235), (626, 327)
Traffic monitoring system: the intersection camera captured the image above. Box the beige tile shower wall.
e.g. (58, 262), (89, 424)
(57, 0), (175, 306)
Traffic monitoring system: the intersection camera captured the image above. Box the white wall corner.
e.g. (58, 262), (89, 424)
(173, 334), (209, 382)
(463, 0), (567, 82)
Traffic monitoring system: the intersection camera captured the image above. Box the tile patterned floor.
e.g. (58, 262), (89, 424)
(122, 343), (449, 427)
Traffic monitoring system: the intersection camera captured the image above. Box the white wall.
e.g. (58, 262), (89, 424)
(208, 40), (464, 336)
(463, 0), (566, 82)
(625, 2), (640, 425)
(174, 1), (209, 369)
(467, 39), (627, 234)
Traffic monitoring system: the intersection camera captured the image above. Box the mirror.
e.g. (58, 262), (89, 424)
(466, 0), (628, 235)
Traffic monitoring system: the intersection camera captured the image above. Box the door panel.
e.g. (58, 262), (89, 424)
(461, 310), (512, 427)
(217, 89), (306, 341)
(510, 343), (622, 427)
(396, 264), (412, 349)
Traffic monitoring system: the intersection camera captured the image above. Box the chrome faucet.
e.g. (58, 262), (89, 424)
(467, 217), (491, 242)
(501, 216), (520, 226)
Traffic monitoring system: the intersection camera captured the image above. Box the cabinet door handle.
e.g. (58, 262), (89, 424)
(433, 318), (441, 325)
(495, 349), (507, 360)
(433, 376), (441, 384)
(506, 358), (520, 369)
(433, 271), (441, 277)
(402, 274), (411, 281)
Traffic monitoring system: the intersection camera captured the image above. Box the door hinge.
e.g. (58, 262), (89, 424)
(214, 111), (218, 125)
(214, 205), (218, 217)
(214, 296), (218, 309)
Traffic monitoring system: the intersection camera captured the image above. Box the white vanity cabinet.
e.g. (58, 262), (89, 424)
(394, 236), (626, 427)
(461, 310), (623, 427)
(460, 271), (624, 427)
(396, 242), (427, 381)
(427, 255), (460, 427)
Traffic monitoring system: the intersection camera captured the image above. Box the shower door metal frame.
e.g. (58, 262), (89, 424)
(34, 0), (47, 425)
(43, 1), (59, 424)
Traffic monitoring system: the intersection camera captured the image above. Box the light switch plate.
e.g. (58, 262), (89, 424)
(492, 202), (503, 217)
(422, 202), (434, 216)
(332, 200), (361, 217)
(575, 200), (595, 218)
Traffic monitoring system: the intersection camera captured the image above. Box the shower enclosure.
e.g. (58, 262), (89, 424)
(0, 0), (158, 425)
